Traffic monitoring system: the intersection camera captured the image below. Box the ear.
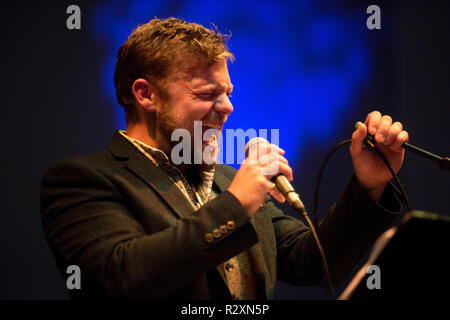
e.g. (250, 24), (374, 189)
(131, 78), (159, 112)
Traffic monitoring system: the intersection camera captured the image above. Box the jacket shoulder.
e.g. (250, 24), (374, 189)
(48, 149), (113, 170)
(42, 147), (119, 178)
(40, 149), (119, 201)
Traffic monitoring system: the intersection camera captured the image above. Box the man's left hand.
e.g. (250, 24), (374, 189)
(350, 111), (409, 202)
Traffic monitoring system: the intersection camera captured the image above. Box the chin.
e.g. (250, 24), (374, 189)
(194, 162), (216, 172)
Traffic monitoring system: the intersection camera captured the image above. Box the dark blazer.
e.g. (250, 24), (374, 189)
(40, 131), (401, 299)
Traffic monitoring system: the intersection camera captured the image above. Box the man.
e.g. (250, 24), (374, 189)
(40, 17), (408, 299)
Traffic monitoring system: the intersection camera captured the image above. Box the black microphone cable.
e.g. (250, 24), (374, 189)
(286, 191), (337, 300)
(311, 122), (414, 300)
(309, 120), (448, 299)
(313, 123), (415, 228)
(250, 125), (447, 300)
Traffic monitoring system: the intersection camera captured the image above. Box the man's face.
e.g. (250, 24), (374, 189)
(156, 59), (234, 169)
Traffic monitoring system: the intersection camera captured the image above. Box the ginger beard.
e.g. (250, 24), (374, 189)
(156, 101), (222, 174)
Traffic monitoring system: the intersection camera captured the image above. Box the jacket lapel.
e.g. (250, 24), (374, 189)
(107, 131), (195, 219)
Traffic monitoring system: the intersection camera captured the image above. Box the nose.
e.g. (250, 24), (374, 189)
(214, 94), (233, 116)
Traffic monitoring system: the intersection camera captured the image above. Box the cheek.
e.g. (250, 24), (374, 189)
(169, 96), (214, 127)
(187, 101), (214, 120)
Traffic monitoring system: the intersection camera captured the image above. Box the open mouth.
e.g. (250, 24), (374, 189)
(203, 134), (216, 145)
(202, 128), (217, 145)
(202, 122), (222, 146)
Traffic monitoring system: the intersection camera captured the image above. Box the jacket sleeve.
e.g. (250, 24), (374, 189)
(272, 173), (403, 286)
(40, 160), (258, 298)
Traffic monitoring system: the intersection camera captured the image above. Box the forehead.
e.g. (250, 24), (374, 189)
(181, 60), (232, 89)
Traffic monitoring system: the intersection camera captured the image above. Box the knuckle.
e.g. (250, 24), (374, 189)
(382, 115), (392, 123)
(391, 122), (402, 132)
(370, 110), (381, 117)
(377, 126), (388, 134)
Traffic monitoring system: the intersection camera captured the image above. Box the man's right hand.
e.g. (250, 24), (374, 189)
(227, 144), (293, 216)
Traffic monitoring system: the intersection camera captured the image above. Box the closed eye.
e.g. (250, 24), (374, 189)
(197, 90), (232, 99)
(197, 93), (216, 100)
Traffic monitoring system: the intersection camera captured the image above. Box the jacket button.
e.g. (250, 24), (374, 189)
(212, 229), (222, 238)
(204, 233), (214, 243)
(226, 220), (235, 230)
(219, 225), (228, 234)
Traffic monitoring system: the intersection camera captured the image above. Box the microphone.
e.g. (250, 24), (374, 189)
(245, 138), (306, 214)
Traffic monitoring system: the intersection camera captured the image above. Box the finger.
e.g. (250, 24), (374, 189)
(277, 161), (293, 181)
(263, 152), (289, 165)
(269, 144), (285, 155)
(255, 151), (288, 167)
(391, 130), (409, 150)
(270, 188), (286, 203)
(259, 144), (285, 158)
(278, 155), (288, 165)
(374, 115), (393, 144)
(365, 110), (382, 136)
(260, 160), (282, 179)
(247, 143), (285, 161)
(350, 121), (367, 157)
(253, 151), (279, 166)
(385, 122), (403, 145)
(261, 179), (276, 194)
(260, 160), (293, 181)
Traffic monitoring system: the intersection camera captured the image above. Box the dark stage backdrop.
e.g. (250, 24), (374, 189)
(1, 0), (448, 299)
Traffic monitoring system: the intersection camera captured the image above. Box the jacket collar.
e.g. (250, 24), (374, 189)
(107, 131), (195, 219)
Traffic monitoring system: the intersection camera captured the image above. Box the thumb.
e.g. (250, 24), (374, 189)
(350, 121), (367, 157)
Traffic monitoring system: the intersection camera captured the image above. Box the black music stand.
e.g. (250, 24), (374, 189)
(339, 210), (450, 299)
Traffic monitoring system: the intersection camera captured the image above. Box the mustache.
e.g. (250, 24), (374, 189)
(202, 113), (228, 128)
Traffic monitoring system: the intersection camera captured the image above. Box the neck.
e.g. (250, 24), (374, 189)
(125, 123), (158, 149)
